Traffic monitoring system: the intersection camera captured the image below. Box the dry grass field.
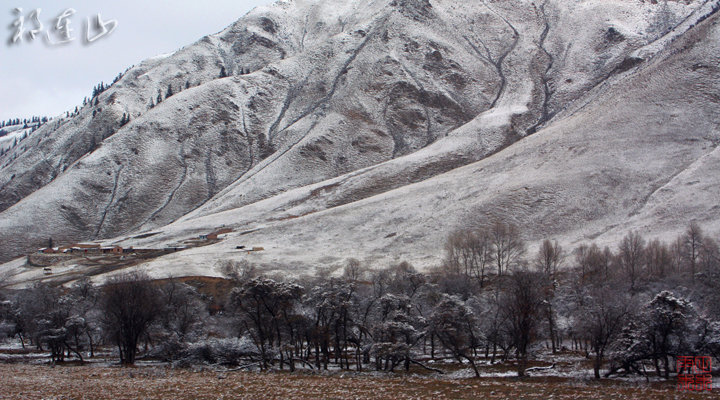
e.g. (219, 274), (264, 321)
(0, 363), (717, 400)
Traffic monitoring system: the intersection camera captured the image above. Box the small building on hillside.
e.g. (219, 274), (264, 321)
(243, 246), (265, 253)
(164, 246), (187, 252)
(203, 228), (234, 241)
(69, 243), (102, 254)
(99, 246), (124, 254)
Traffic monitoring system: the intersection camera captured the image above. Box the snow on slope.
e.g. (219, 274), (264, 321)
(0, 125), (36, 153)
(0, 0), (717, 282)
(60, 6), (719, 282)
(185, 0), (707, 220)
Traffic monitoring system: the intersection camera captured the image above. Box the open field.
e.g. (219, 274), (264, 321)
(0, 363), (716, 400)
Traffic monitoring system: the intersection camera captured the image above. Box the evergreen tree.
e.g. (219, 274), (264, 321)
(220, 66), (228, 78)
(120, 113), (131, 127)
(166, 84), (174, 99)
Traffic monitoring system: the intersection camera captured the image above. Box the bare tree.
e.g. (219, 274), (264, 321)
(682, 222), (703, 280)
(477, 285), (511, 364)
(220, 259), (257, 283)
(68, 277), (101, 357)
(573, 244), (591, 284)
(600, 246), (615, 281)
(578, 285), (630, 379)
(101, 271), (162, 365)
(574, 243), (616, 285)
(343, 258), (364, 282)
(158, 279), (205, 342)
(699, 237), (719, 273)
(386, 261), (426, 299)
(428, 264), (475, 300)
(534, 240), (565, 352)
(535, 239), (564, 279)
(490, 220), (525, 276)
(670, 237), (684, 274)
(618, 231), (646, 292)
(445, 229), (492, 287)
(645, 239), (671, 278)
(502, 269), (543, 376)
(12, 283), (61, 351)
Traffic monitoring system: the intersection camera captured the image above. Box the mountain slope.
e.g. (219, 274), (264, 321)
(0, 0), (717, 273)
(91, 6), (717, 279)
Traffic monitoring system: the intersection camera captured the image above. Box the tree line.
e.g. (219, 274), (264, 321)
(0, 222), (718, 379)
(0, 116), (48, 130)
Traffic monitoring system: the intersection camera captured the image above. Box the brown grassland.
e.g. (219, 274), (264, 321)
(0, 363), (717, 399)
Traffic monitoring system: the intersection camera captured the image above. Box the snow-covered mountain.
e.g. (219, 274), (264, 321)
(1, 0), (719, 279)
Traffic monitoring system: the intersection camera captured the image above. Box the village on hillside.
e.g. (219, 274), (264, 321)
(17, 228), (264, 282)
